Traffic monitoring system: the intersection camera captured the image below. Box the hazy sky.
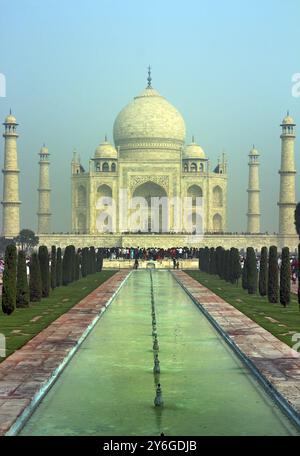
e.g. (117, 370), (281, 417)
(0, 0), (300, 233)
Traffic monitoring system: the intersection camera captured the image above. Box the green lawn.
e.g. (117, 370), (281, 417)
(186, 270), (300, 348)
(0, 270), (116, 361)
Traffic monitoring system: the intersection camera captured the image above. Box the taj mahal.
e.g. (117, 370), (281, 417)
(1, 69), (298, 251)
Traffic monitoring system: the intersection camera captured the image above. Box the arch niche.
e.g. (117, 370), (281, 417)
(132, 181), (168, 233)
(213, 213), (222, 232)
(77, 185), (86, 206)
(213, 185), (223, 207)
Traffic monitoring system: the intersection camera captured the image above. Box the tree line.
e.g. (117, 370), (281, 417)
(198, 245), (293, 307)
(1, 245), (104, 315)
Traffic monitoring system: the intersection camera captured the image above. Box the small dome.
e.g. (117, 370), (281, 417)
(4, 113), (17, 124)
(113, 86), (186, 148)
(282, 114), (295, 125)
(249, 146), (259, 156)
(40, 144), (49, 154)
(183, 139), (205, 159)
(94, 140), (117, 158)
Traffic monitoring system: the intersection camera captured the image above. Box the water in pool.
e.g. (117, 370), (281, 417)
(20, 270), (299, 436)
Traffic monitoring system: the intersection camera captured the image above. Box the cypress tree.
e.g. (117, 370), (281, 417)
(220, 248), (226, 279)
(2, 244), (17, 315)
(259, 246), (268, 297)
(242, 254), (248, 290)
(280, 247), (291, 307)
(215, 246), (223, 278)
(62, 245), (71, 285)
(246, 247), (257, 294)
(209, 247), (215, 275)
(74, 252), (80, 281)
(89, 246), (96, 274)
(16, 250), (29, 308)
(224, 250), (231, 282)
(230, 247), (241, 285)
(81, 247), (89, 277)
(29, 252), (42, 302)
(50, 245), (57, 290)
(204, 247), (210, 273)
(38, 245), (50, 297)
(268, 245), (279, 303)
(69, 245), (76, 283)
(96, 249), (103, 272)
(56, 247), (62, 287)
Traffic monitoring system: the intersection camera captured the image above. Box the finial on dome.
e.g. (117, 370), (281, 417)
(147, 65), (152, 88)
(287, 110), (290, 116)
(192, 135), (195, 143)
(9, 108), (12, 115)
(105, 134), (107, 142)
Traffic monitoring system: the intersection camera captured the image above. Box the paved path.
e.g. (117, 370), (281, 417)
(0, 270), (130, 436)
(172, 270), (300, 422)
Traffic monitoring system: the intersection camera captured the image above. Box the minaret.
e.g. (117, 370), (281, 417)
(37, 144), (51, 234)
(1, 112), (21, 237)
(247, 146), (260, 233)
(278, 113), (296, 236)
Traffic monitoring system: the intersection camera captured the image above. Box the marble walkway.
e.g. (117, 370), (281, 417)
(0, 270), (130, 436)
(172, 270), (300, 424)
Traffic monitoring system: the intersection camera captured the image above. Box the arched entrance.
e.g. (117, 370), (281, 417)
(96, 185), (113, 232)
(132, 181), (168, 233)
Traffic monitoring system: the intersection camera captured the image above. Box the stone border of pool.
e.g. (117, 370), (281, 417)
(172, 270), (300, 429)
(0, 270), (131, 436)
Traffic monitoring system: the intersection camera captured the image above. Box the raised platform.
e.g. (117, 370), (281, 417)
(103, 259), (198, 269)
(38, 233), (299, 251)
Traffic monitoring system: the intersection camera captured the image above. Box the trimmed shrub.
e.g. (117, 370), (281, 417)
(209, 247), (216, 275)
(224, 250), (231, 282)
(50, 245), (57, 290)
(280, 247), (291, 307)
(242, 254), (248, 290)
(259, 247), (268, 297)
(88, 246), (96, 275)
(56, 247), (62, 287)
(246, 247), (257, 294)
(96, 249), (103, 272)
(268, 245), (279, 303)
(38, 246), (50, 298)
(29, 252), (42, 302)
(74, 253), (80, 281)
(81, 247), (89, 277)
(62, 245), (71, 286)
(69, 245), (76, 283)
(16, 250), (29, 308)
(2, 244), (17, 315)
(229, 247), (241, 285)
(215, 246), (223, 278)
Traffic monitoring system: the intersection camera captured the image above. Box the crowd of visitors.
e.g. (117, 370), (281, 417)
(100, 247), (200, 261)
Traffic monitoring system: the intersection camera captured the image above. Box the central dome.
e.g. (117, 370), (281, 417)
(113, 86), (186, 148)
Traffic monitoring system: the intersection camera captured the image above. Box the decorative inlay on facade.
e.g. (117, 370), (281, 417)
(129, 175), (169, 192)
